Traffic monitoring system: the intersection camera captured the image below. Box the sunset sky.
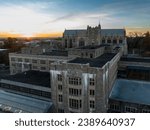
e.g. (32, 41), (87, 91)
(0, 0), (150, 37)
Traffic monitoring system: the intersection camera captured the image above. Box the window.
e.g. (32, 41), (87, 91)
(11, 63), (16, 67)
(142, 109), (150, 113)
(69, 77), (81, 85)
(69, 99), (82, 109)
(24, 64), (29, 69)
(86, 52), (88, 56)
(11, 57), (15, 61)
(32, 66), (38, 70)
(90, 54), (93, 58)
(58, 84), (62, 91)
(24, 59), (29, 62)
(113, 39), (117, 44)
(109, 104), (120, 111)
(65, 39), (67, 48)
(125, 106), (137, 113)
(40, 60), (46, 64)
(17, 63), (22, 67)
(69, 39), (73, 48)
(57, 74), (62, 81)
(58, 95), (63, 102)
(18, 58), (22, 62)
(58, 109), (64, 113)
(119, 39), (123, 43)
(90, 78), (95, 86)
(69, 88), (82, 96)
(102, 39), (105, 44)
(90, 90), (95, 96)
(41, 67), (46, 70)
(107, 39), (111, 43)
(90, 100), (95, 109)
(81, 53), (84, 57)
(32, 60), (37, 63)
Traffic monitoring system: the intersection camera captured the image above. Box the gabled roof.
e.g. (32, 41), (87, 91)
(101, 29), (125, 36)
(64, 29), (86, 36)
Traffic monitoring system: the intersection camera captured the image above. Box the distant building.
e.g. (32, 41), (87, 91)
(109, 79), (150, 113)
(63, 24), (127, 55)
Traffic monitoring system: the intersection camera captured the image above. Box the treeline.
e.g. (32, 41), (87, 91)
(127, 31), (150, 56)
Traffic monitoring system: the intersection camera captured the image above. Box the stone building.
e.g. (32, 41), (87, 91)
(62, 24), (127, 55)
(6, 24), (130, 113)
(50, 52), (120, 112)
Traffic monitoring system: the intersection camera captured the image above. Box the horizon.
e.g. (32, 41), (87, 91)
(0, 0), (149, 38)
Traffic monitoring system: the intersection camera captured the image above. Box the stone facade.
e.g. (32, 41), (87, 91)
(50, 52), (120, 113)
(62, 24), (128, 55)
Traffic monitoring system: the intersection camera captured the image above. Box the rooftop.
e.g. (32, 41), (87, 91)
(0, 90), (53, 113)
(43, 50), (68, 57)
(101, 29), (125, 36)
(77, 45), (105, 50)
(64, 29), (86, 36)
(110, 79), (150, 105)
(120, 57), (150, 63)
(2, 70), (50, 88)
(69, 53), (117, 67)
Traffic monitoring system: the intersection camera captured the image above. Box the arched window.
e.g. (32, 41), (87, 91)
(119, 39), (123, 43)
(65, 39), (67, 48)
(102, 38), (105, 44)
(113, 39), (117, 44)
(107, 38), (111, 43)
(79, 38), (85, 47)
(69, 39), (73, 48)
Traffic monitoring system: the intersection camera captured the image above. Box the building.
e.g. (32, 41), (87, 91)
(6, 25), (130, 113)
(109, 79), (150, 113)
(118, 56), (150, 81)
(63, 24), (127, 55)
(0, 70), (51, 101)
(9, 50), (73, 75)
(50, 52), (120, 112)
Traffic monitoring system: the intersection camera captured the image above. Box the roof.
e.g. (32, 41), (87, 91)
(0, 90), (53, 113)
(43, 50), (68, 57)
(101, 29), (125, 36)
(2, 70), (50, 88)
(120, 57), (150, 63)
(69, 53), (117, 67)
(64, 29), (86, 36)
(77, 45), (105, 50)
(127, 66), (150, 71)
(110, 79), (150, 105)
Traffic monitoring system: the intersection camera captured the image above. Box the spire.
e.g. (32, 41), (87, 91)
(98, 19), (101, 29)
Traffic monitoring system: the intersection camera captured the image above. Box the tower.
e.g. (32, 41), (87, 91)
(86, 23), (101, 45)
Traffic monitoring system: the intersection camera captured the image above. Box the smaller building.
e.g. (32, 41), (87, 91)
(0, 70), (51, 101)
(118, 56), (150, 81)
(0, 90), (53, 113)
(109, 79), (150, 113)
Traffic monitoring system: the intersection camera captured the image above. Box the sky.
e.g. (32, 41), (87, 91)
(0, 0), (149, 37)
